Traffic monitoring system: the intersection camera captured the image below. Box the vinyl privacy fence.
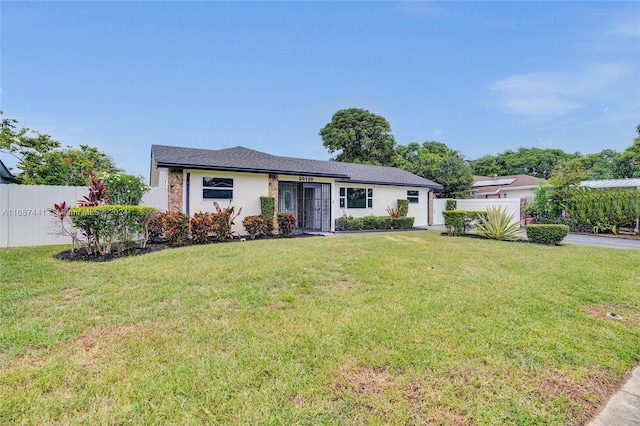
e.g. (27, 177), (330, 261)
(0, 185), (167, 248)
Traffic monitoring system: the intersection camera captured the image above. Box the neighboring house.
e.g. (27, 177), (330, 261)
(470, 174), (545, 201)
(581, 178), (640, 189)
(0, 160), (22, 184)
(150, 145), (443, 232)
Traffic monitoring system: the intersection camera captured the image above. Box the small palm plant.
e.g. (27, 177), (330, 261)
(476, 205), (522, 241)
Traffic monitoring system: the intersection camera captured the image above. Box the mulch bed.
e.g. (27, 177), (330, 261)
(54, 233), (318, 262)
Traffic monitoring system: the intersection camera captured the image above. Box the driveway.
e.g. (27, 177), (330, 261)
(427, 225), (639, 251)
(563, 233), (640, 250)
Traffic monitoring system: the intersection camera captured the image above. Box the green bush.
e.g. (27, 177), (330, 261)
(525, 224), (569, 245)
(446, 199), (457, 211)
(260, 196), (275, 235)
(335, 216), (414, 231)
(397, 199), (409, 217)
(102, 173), (150, 205)
(277, 212), (297, 237)
(70, 205), (156, 255)
(564, 187), (640, 233)
(442, 210), (486, 236)
(476, 206), (521, 241)
(242, 215), (265, 240)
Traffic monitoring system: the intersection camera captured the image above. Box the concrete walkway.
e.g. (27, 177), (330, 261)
(588, 365), (640, 426)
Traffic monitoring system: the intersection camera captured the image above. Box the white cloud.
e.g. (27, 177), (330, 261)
(490, 63), (631, 117)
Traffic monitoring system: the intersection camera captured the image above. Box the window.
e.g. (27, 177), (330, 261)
(407, 190), (419, 204)
(340, 187), (373, 209)
(203, 177), (233, 199)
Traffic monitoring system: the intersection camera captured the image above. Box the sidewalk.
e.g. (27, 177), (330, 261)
(588, 365), (640, 426)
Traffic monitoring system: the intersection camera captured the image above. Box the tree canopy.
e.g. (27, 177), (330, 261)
(0, 113), (120, 186)
(469, 147), (574, 180)
(394, 141), (473, 198)
(1, 111), (60, 164)
(319, 108), (397, 165)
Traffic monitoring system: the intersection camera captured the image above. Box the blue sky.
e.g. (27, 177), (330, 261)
(2, 1), (638, 179)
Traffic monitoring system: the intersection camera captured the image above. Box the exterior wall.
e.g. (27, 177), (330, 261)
(473, 187), (536, 201)
(497, 188), (535, 201)
(188, 170), (269, 234)
(334, 183), (430, 228)
(0, 185), (168, 248)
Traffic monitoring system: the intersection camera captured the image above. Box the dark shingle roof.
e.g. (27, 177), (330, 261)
(152, 145), (442, 189)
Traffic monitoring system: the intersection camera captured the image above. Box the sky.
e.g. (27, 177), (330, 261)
(1, 1), (639, 180)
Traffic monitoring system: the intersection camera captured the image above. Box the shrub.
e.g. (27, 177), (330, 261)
(70, 205), (156, 254)
(277, 212), (297, 237)
(190, 212), (214, 244)
(242, 215), (265, 240)
(386, 206), (401, 218)
(446, 199), (457, 211)
(397, 199), (409, 217)
(525, 224), (569, 245)
(148, 212), (166, 242)
(442, 210), (486, 236)
(260, 196), (275, 235)
(564, 187), (640, 233)
(48, 201), (79, 253)
(102, 173), (150, 205)
(212, 201), (242, 240)
(161, 211), (190, 246)
(476, 206), (522, 241)
(335, 216), (414, 231)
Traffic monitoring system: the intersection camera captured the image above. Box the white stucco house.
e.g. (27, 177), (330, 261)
(470, 174), (546, 202)
(150, 145), (443, 233)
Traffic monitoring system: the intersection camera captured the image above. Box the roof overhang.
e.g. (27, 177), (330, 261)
(155, 161), (350, 179)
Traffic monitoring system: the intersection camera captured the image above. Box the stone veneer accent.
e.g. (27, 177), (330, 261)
(168, 169), (184, 213)
(428, 191), (434, 226)
(268, 174), (279, 233)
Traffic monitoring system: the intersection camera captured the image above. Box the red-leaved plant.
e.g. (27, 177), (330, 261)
(78, 171), (109, 207)
(48, 201), (79, 253)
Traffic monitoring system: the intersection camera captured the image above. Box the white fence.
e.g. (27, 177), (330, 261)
(0, 185), (167, 248)
(432, 198), (521, 226)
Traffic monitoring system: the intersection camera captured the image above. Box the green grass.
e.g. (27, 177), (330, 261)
(1, 231), (639, 425)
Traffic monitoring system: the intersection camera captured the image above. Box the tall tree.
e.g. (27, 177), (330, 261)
(395, 141), (473, 198)
(0, 111), (60, 166)
(319, 108), (397, 165)
(470, 147), (573, 179)
(611, 124), (640, 178)
(19, 144), (121, 186)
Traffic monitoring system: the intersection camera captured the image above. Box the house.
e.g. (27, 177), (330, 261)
(470, 174), (545, 201)
(150, 145), (443, 232)
(0, 160), (22, 184)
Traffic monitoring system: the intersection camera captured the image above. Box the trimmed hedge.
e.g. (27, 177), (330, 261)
(525, 224), (569, 245)
(335, 216), (415, 231)
(442, 210), (486, 236)
(397, 199), (409, 217)
(260, 196), (275, 235)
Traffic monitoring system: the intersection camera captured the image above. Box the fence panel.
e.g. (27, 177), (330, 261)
(0, 185), (168, 248)
(430, 198), (521, 226)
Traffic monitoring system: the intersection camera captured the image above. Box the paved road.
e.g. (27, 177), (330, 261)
(563, 233), (640, 250)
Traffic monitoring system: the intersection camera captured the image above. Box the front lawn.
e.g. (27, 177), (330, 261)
(1, 232), (639, 424)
